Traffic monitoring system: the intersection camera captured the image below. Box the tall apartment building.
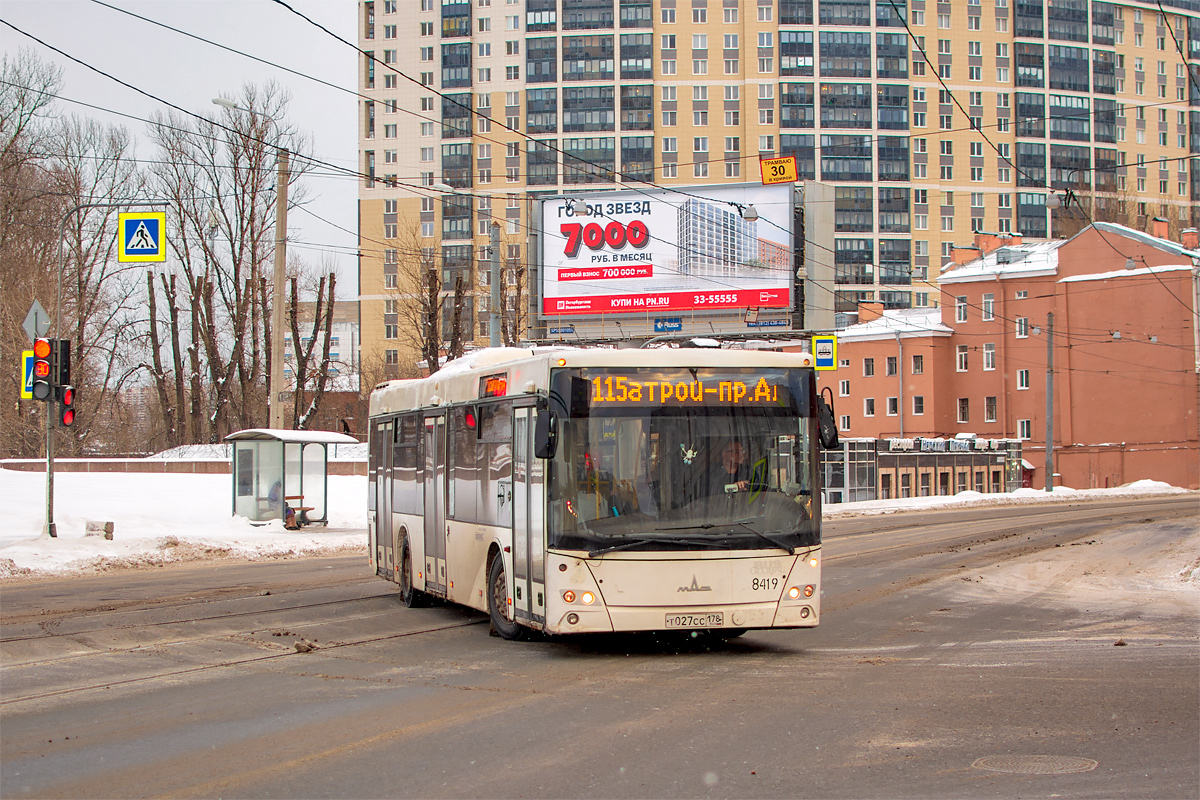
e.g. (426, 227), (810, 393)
(357, 0), (1200, 372)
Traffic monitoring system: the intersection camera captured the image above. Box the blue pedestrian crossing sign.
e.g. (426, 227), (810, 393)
(21, 350), (34, 400)
(118, 211), (166, 262)
(812, 335), (838, 370)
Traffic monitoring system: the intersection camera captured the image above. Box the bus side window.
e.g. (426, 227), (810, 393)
(479, 402), (513, 527)
(393, 414), (422, 515)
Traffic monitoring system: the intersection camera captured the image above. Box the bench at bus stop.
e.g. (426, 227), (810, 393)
(284, 496), (315, 529)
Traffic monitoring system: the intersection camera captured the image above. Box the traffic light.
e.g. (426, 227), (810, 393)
(53, 339), (71, 387)
(31, 338), (53, 401)
(59, 384), (75, 427)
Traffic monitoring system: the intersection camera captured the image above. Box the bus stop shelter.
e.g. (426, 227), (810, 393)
(226, 429), (359, 527)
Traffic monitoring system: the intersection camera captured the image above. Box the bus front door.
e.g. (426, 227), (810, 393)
(512, 408), (546, 626)
(423, 414), (448, 596)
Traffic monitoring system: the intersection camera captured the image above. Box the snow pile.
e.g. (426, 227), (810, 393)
(0, 469), (365, 579)
(822, 479), (1189, 518)
(0, 467), (1192, 580)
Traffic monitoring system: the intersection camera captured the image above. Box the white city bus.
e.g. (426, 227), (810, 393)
(368, 346), (835, 639)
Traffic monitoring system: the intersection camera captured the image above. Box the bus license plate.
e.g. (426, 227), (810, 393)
(665, 612), (723, 629)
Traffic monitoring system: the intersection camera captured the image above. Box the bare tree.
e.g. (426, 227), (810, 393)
(1, 51), (150, 457)
(287, 271), (338, 430)
(144, 82), (312, 442)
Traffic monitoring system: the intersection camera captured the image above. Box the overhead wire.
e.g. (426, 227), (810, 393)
(8, 7), (1192, 357)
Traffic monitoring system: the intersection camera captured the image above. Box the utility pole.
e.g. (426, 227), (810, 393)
(895, 330), (904, 438)
(490, 221), (501, 347)
(47, 200), (167, 537)
(269, 148), (290, 429)
(1044, 312), (1054, 492)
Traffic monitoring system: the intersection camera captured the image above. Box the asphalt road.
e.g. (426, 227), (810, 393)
(1, 495), (1196, 799)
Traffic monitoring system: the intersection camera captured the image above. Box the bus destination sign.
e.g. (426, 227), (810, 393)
(479, 373), (508, 398)
(586, 371), (791, 407)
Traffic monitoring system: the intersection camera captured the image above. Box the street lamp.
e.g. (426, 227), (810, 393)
(212, 97), (290, 430)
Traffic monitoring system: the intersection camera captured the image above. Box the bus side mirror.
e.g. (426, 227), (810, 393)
(534, 408), (558, 459)
(817, 389), (839, 450)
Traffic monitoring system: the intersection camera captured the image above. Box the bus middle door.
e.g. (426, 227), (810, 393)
(512, 407), (546, 626)
(423, 413), (448, 596)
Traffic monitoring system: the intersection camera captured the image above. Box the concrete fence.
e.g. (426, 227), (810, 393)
(1, 459), (369, 476)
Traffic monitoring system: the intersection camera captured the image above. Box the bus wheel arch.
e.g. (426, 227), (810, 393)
(487, 548), (525, 640)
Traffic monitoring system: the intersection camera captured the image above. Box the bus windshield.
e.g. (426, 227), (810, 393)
(546, 367), (820, 555)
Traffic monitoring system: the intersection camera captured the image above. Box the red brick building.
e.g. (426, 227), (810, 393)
(801, 222), (1199, 491)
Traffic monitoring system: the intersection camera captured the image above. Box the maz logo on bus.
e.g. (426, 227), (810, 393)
(560, 220), (650, 258)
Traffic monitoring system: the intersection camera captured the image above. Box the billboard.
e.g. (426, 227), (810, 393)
(539, 184), (794, 318)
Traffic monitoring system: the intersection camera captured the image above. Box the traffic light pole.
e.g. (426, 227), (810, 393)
(45, 200), (167, 537)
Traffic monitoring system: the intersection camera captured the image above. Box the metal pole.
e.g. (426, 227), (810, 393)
(1044, 312), (1054, 492)
(895, 330), (903, 438)
(269, 148), (290, 429)
(490, 221), (501, 347)
(48, 200), (166, 537)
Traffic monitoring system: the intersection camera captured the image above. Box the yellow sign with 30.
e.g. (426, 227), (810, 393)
(759, 156), (798, 185)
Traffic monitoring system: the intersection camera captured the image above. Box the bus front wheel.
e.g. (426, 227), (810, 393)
(488, 556), (525, 640)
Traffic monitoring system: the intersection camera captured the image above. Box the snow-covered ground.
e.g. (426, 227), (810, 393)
(1, 466), (1195, 587)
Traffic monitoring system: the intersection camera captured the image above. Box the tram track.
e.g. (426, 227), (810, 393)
(0, 587), (396, 645)
(2, 496), (1191, 710)
(0, 617), (488, 708)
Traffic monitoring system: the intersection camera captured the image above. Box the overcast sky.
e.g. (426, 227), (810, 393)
(2, 0), (360, 293)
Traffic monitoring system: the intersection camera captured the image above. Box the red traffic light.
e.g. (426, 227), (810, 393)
(59, 384), (75, 427)
(33, 338), (52, 359)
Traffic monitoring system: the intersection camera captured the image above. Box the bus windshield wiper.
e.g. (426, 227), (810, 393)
(728, 520), (796, 555)
(588, 535), (725, 558)
(656, 519), (795, 555)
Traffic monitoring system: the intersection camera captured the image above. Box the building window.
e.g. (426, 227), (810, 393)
(839, 415), (851, 431)
(887, 397), (899, 416)
(839, 379), (850, 397)
(955, 296), (968, 322)
(983, 343), (996, 371)
(913, 395), (924, 415)
(985, 396), (997, 423)
(863, 357), (874, 377)
(1016, 317), (1029, 338)
(911, 354), (923, 375)
(886, 356), (898, 376)
(864, 398), (876, 417)
(956, 344), (969, 371)
(1018, 368), (1030, 390)
(957, 398), (970, 423)
(1018, 419), (1032, 439)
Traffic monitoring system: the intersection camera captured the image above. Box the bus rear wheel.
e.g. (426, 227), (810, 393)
(488, 556), (525, 640)
(399, 538), (425, 608)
